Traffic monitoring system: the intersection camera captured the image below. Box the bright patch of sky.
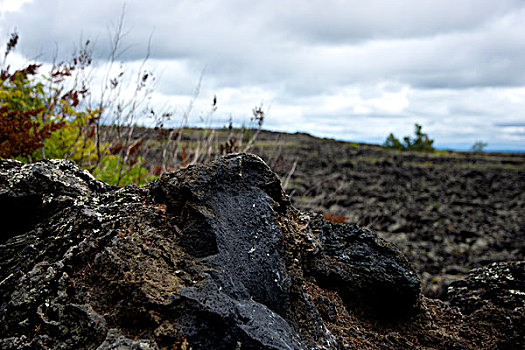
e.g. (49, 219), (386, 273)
(0, 0), (33, 14)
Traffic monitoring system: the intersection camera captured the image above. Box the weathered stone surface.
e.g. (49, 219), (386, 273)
(1, 154), (523, 349)
(150, 154), (292, 313)
(448, 261), (525, 349)
(0, 159), (108, 242)
(96, 329), (159, 350)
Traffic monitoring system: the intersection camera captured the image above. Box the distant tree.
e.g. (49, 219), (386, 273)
(471, 140), (488, 153)
(384, 123), (435, 152)
(384, 133), (404, 150)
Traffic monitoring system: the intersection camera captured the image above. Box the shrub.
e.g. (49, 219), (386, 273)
(384, 123), (435, 152)
(0, 32), (152, 186)
(0, 65), (65, 159)
(384, 133), (405, 150)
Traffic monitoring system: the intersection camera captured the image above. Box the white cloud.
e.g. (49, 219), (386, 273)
(0, 0), (33, 15)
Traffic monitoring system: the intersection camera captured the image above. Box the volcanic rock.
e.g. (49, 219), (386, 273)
(0, 155), (523, 349)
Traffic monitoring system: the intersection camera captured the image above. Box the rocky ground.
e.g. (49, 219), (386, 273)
(1, 156), (524, 349)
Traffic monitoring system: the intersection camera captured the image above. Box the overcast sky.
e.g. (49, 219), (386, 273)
(1, 0), (524, 150)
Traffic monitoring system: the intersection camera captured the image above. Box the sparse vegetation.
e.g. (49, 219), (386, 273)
(0, 25), (268, 186)
(0, 30), (156, 186)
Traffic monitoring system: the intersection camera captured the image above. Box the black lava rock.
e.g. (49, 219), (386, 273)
(2, 154), (519, 349)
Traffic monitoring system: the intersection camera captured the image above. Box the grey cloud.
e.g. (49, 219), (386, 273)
(3, 0), (525, 91)
(303, 111), (407, 120)
(494, 122), (525, 127)
(269, 0), (522, 44)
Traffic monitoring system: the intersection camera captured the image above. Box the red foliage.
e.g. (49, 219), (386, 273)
(0, 105), (64, 158)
